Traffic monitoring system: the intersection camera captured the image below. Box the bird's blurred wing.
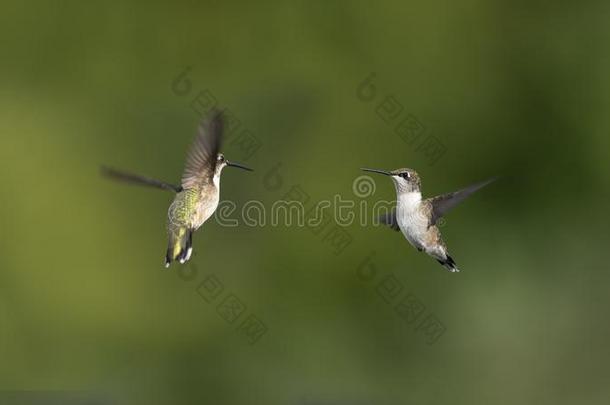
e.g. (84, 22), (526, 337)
(101, 166), (182, 192)
(181, 110), (224, 189)
(378, 210), (401, 231)
(429, 177), (497, 225)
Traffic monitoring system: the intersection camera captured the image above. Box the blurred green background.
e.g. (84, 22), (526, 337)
(1, 0), (609, 404)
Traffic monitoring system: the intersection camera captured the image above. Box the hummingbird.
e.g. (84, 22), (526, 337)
(360, 167), (495, 272)
(102, 111), (253, 267)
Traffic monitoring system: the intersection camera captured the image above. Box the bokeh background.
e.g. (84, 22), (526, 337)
(1, 1), (609, 404)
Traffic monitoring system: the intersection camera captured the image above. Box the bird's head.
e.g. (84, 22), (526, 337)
(361, 167), (421, 193)
(215, 153), (253, 177)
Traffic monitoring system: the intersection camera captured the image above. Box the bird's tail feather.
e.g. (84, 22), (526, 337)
(165, 227), (193, 267)
(437, 255), (459, 273)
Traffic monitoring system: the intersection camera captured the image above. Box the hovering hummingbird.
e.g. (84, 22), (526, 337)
(102, 111), (253, 267)
(361, 167), (495, 272)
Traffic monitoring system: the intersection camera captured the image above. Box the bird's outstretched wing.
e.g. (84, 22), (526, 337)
(101, 166), (182, 192)
(378, 210), (401, 231)
(428, 177), (497, 225)
(181, 110), (224, 189)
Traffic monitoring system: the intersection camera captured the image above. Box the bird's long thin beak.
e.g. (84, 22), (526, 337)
(361, 167), (392, 176)
(227, 160), (253, 171)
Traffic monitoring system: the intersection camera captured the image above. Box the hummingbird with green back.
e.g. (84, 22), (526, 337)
(102, 111), (253, 267)
(361, 167), (495, 272)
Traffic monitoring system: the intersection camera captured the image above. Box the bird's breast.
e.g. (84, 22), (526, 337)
(167, 186), (219, 230)
(192, 187), (219, 229)
(396, 192), (427, 247)
(397, 210), (428, 246)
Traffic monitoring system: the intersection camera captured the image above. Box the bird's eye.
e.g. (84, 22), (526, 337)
(401, 173), (410, 179)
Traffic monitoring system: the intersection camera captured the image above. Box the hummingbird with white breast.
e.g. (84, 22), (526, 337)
(361, 167), (495, 272)
(102, 111), (253, 267)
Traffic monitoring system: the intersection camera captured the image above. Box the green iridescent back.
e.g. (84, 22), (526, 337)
(167, 188), (200, 228)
